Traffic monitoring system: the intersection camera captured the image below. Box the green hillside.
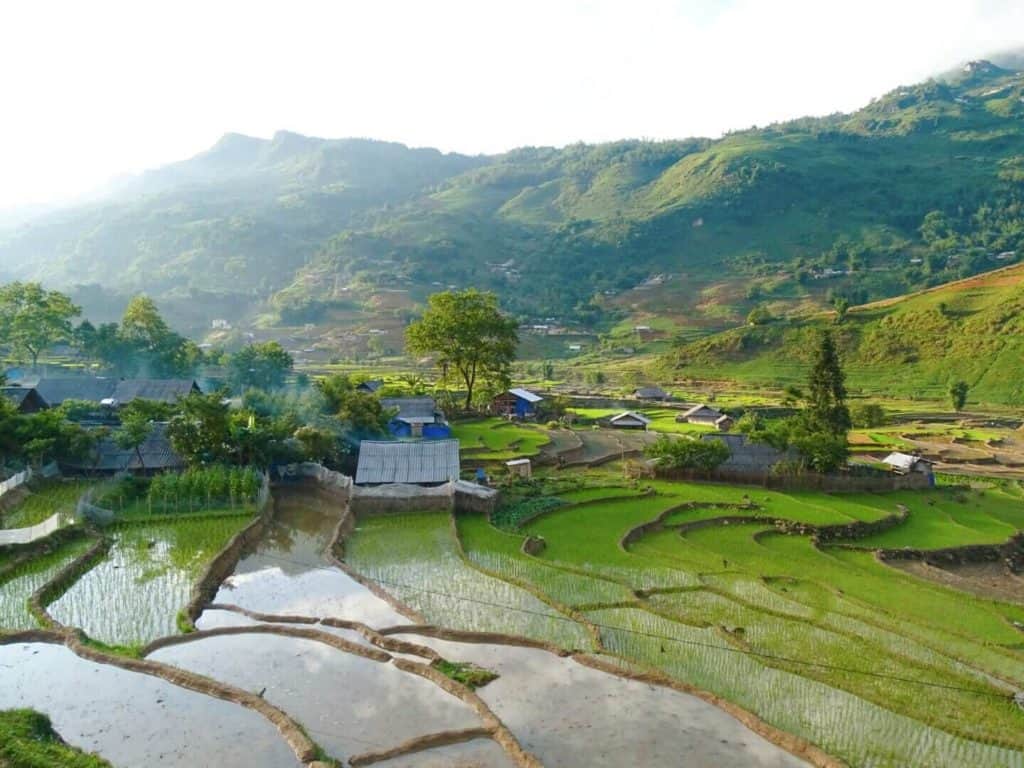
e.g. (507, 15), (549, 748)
(664, 263), (1024, 405)
(1, 60), (1024, 335)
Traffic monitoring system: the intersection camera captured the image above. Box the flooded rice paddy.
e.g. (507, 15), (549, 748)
(49, 515), (250, 644)
(150, 632), (483, 762)
(0, 642), (300, 768)
(214, 487), (408, 626)
(0, 538), (91, 630)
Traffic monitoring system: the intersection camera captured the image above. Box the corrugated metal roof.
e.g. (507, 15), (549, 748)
(883, 452), (932, 472)
(508, 388), (543, 403)
(610, 411), (651, 425)
(381, 397), (440, 424)
(355, 439), (460, 484)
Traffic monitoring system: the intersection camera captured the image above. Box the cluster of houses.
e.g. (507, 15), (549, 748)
(2, 376), (202, 473)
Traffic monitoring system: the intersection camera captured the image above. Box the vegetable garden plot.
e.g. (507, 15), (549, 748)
(0, 539), (91, 630)
(344, 513), (591, 648)
(49, 516), (250, 645)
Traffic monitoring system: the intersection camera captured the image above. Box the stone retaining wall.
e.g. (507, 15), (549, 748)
(656, 466), (932, 492)
(877, 531), (1024, 573)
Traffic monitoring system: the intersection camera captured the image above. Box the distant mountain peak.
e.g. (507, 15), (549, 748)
(963, 59), (998, 74)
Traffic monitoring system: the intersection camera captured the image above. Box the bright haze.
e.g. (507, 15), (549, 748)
(2, 0), (1023, 209)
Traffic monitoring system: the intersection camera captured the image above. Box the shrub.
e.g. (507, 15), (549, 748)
(851, 403), (887, 428)
(646, 435), (730, 471)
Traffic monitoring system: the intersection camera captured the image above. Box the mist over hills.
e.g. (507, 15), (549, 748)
(1, 54), (1023, 335)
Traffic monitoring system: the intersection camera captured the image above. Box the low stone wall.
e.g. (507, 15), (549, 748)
(878, 531), (1024, 573)
(815, 505), (909, 544)
(351, 483), (455, 515)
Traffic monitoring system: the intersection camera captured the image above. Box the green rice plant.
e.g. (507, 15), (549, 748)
(0, 540), (92, 630)
(1, 480), (93, 530)
(47, 516), (250, 645)
(590, 607), (1024, 768)
(344, 512), (591, 648)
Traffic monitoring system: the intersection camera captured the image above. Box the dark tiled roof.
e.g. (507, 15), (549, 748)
(113, 379), (199, 404)
(701, 433), (796, 471)
(2, 386), (42, 409)
(35, 378), (117, 406)
(635, 387), (668, 399)
(64, 423), (185, 471)
(381, 397), (440, 424)
(357, 380), (384, 393)
(355, 439), (460, 484)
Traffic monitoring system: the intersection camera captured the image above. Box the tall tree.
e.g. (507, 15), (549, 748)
(227, 342), (294, 392)
(117, 295), (196, 377)
(0, 282), (80, 369)
(405, 289), (518, 409)
(949, 380), (969, 412)
(114, 408), (153, 471)
(805, 331), (851, 436)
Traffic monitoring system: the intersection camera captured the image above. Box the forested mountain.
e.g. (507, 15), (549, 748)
(2, 59), (1023, 330)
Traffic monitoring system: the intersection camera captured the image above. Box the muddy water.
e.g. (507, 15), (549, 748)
(150, 632), (483, 762)
(392, 634), (808, 768)
(371, 738), (515, 767)
(215, 487), (407, 625)
(0, 642), (300, 768)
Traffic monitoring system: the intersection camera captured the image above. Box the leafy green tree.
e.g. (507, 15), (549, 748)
(0, 282), (81, 369)
(949, 380), (969, 412)
(227, 342), (294, 392)
(406, 289), (518, 409)
(850, 402), (887, 428)
(804, 331), (851, 436)
(115, 295), (197, 377)
(114, 408), (153, 471)
(746, 305), (773, 326)
(294, 425), (336, 463)
(166, 392), (232, 466)
(646, 435), (730, 471)
(832, 296), (850, 324)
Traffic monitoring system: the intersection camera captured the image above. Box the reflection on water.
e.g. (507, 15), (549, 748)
(216, 487), (407, 626)
(0, 642), (300, 768)
(49, 516), (250, 645)
(390, 634), (807, 768)
(150, 633), (482, 761)
(370, 738), (514, 768)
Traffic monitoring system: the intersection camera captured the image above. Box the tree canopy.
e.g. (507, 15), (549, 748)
(0, 282), (80, 368)
(405, 289), (518, 409)
(227, 341), (294, 392)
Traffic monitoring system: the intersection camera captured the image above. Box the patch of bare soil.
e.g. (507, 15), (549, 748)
(889, 560), (1024, 605)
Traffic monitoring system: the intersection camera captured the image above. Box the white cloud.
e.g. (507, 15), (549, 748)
(0, 0), (1021, 208)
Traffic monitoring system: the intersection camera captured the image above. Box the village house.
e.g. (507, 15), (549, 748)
(33, 377), (201, 408)
(355, 439), (460, 485)
(1, 386), (48, 413)
(62, 423), (185, 475)
(634, 386), (670, 402)
(700, 433), (797, 473)
(883, 452), (935, 484)
(356, 379), (384, 394)
(678, 403), (729, 428)
(492, 388), (543, 420)
(381, 397), (450, 438)
(608, 411), (651, 430)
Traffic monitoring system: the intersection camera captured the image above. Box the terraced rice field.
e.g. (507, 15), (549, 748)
(0, 539), (92, 630)
(0, 479), (92, 529)
(344, 481), (1024, 767)
(451, 418), (550, 460)
(48, 515), (251, 645)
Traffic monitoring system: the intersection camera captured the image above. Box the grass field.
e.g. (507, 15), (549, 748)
(1, 480), (92, 529)
(0, 709), (110, 768)
(344, 479), (1024, 767)
(450, 418), (550, 460)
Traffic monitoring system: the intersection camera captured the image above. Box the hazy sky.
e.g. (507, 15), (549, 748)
(2, 0), (1022, 209)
